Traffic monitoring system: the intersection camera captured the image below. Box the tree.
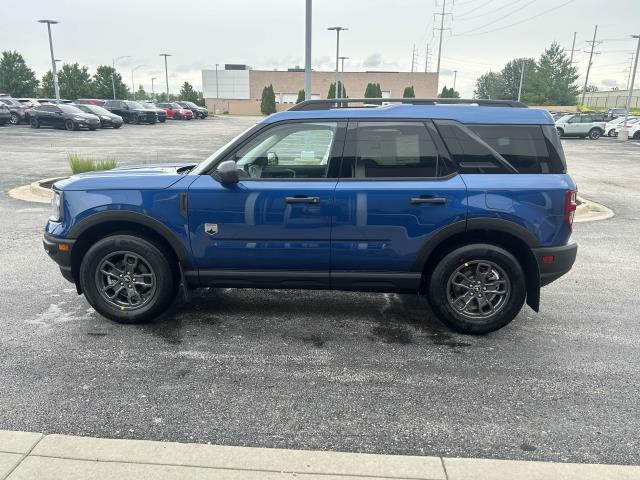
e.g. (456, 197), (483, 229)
(327, 81), (347, 99)
(296, 89), (305, 103)
(439, 86), (460, 98)
(57, 63), (94, 99)
(529, 42), (579, 105)
(135, 85), (147, 100)
(39, 71), (54, 98)
(364, 82), (382, 104)
(260, 84), (276, 115)
(93, 65), (129, 100)
(179, 81), (199, 103)
(474, 71), (504, 99)
(500, 58), (536, 102)
(403, 86), (415, 98)
(0, 51), (39, 97)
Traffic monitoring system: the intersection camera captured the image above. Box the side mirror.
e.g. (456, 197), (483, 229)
(212, 160), (239, 185)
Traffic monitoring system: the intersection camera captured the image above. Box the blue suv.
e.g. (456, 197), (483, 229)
(43, 99), (577, 334)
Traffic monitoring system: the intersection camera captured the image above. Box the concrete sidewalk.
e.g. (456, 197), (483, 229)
(1, 431), (639, 480)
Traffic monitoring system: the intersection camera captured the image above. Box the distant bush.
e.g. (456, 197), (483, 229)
(68, 153), (118, 174)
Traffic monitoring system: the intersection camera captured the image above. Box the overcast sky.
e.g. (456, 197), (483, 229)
(2, 0), (638, 98)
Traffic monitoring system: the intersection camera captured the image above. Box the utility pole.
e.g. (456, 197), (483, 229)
(411, 44), (416, 72)
(581, 25), (599, 106)
(305, 0), (312, 100)
(339, 56), (349, 98)
(38, 20), (60, 101)
(434, 0), (451, 92)
(453, 70), (458, 91)
(424, 45), (430, 72)
(569, 31), (577, 64)
(151, 77), (156, 101)
(517, 61), (525, 102)
(111, 55), (130, 100)
(328, 27), (347, 100)
(626, 53), (636, 90)
(160, 53), (172, 97)
(619, 34), (640, 141)
(214, 63), (220, 114)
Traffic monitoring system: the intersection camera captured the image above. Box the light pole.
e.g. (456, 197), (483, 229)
(160, 53), (172, 98)
(328, 27), (347, 100)
(215, 63), (220, 114)
(619, 34), (640, 141)
(131, 64), (145, 100)
(151, 77), (156, 101)
(112, 55), (130, 100)
(339, 56), (349, 98)
(517, 61), (525, 102)
(305, 0), (312, 100)
(38, 20), (60, 101)
(453, 70), (458, 91)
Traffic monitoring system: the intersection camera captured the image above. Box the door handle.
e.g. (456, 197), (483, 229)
(410, 196), (447, 205)
(285, 196), (320, 204)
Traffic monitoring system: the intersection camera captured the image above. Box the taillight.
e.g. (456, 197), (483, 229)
(564, 189), (577, 230)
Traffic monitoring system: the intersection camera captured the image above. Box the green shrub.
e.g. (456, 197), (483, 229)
(68, 153), (118, 174)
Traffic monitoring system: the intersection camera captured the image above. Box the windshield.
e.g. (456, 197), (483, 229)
(170, 103), (182, 108)
(59, 105), (84, 114)
(79, 105), (109, 115)
(125, 101), (144, 109)
(183, 101), (198, 108)
(191, 123), (262, 175)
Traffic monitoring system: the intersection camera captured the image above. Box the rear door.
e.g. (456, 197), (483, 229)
(331, 121), (467, 291)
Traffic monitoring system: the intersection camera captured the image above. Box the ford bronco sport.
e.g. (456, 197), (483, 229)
(43, 99), (577, 334)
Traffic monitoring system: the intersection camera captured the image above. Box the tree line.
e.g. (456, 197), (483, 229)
(0, 50), (204, 104)
(474, 42), (579, 105)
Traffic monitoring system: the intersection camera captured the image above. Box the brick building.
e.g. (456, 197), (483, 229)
(202, 64), (439, 115)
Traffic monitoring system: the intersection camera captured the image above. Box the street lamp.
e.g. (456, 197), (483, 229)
(131, 64), (145, 100)
(453, 70), (458, 91)
(338, 56), (349, 98)
(160, 53), (172, 98)
(151, 77), (157, 101)
(112, 55), (130, 100)
(38, 20), (60, 101)
(215, 63), (220, 114)
(328, 27), (347, 100)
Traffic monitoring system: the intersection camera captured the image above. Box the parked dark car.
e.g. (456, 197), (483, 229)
(0, 98), (31, 125)
(76, 99), (107, 106)
(0, 103), (10, 125)
(176, 101), (208, 119)
(29, 104), (101, 131)
(103, 100), (158, 124)
(74, 104), (123, 128)
(139, 101), (167, 123)
(37, 98), (74, 104)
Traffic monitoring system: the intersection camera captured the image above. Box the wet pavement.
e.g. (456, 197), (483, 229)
(0, 119), (639, 465)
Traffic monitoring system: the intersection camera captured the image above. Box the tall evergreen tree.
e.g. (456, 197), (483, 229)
(296, 89), (305, 103)
(179, 81), (199, 103)
(438, 86), (460, 98)
(403, 86), (416, 98)
(57, 63), (94, 99)
(260, 84), (276, 114)
(529, 42), (579, 105)
(135, 85), (147, 100)
(500, 58), (536, 102)
(0, 51), (39, 97)
(39, 71), (55, 98)
(327, 81), (347, 99)
(93, 65), (129, 99)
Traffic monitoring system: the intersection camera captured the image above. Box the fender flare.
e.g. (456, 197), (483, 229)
(67, 210), (193, 269)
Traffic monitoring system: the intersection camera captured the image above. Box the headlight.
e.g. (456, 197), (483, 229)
(73, 116), (84, 121)
(50, 190), (63, 222)
(101, 116), (110, 120)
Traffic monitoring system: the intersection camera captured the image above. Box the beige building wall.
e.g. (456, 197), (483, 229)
(205, 70), (438, 115)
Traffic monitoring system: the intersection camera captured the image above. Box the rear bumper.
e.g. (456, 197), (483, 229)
(43, 232), (75, 284)
(532, 241), (578, 286)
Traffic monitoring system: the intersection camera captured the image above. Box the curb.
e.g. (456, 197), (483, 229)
(575, 195), (615, 223)
(7, 177), (64, 204)
(0, 430), (639, 480)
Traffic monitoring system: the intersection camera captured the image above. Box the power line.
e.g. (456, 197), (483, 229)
(455, 0), (528, 21)
(453, 0), (577, 36)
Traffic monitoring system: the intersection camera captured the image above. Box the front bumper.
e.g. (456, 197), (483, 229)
(43, 232), (75, 284)
(532, 241), (578, 286)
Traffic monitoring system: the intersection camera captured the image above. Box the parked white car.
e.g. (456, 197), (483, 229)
(615, 122), (640, 140)
(555, 113), (606, 139)
(613, 118), (640, 137)
(605, 116), (638, 136)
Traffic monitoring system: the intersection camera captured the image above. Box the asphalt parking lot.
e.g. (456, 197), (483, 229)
(0, 118), (639, 466)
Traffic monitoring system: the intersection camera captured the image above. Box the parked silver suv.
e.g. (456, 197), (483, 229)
(555, 113), (606, 140)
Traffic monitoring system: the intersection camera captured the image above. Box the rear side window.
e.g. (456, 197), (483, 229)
(468, 125), (557, 173)
(353, 122), (448, 178)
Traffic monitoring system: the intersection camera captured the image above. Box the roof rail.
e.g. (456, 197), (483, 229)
(289, 98), (527, 111)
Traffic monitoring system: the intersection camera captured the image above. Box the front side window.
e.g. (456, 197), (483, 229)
(353, 122), (444, 178)
(233, 122), (338, 179)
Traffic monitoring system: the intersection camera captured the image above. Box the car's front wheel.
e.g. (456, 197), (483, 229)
(588, 128), (602, 140)
(427, 244), (526, 334)
(130, 115), (139, 125)
(556, 127), (564, 137)
(65, 119), (76, 131)
(80, 234), (177, 324)
(9, 113), (19, 125)
(633, 131), (640, 140)
(30, 118), (40, 128)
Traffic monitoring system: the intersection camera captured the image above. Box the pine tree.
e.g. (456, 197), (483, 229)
(403, 86), (415, 98)
(0, 51), (39, 97)
(260, 84), (276, 114)
(93, 65), (129, 99)
(296, 89), (305, 103)
(327, 81), (347, 99)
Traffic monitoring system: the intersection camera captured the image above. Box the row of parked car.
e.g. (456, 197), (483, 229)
(0, 95), (209, 131)
(552, 112), (640, 140)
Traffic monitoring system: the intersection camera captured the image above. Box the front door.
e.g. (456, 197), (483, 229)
(188, 121), (345, 288)
(332, 121), (467, 291)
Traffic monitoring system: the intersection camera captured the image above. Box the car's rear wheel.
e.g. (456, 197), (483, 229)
(89, 126), (97, 131)
(633, 131), (640, 140)
(9, 113), (19, 125)
(80, 234), (177, 324)
(159, 117), (166, 123)
(130, 114), (139, 125)
(556, 127), (564, 137)
(588, 128), (602, 140)
(65, 119), (75, 131)
(427, 244), (526, 334)
(173, 113), (181, 120)
(113, 124), (122, 129)
(30, 118), (40, 128)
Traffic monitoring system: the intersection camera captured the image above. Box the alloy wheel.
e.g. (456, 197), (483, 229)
(446, 260), (511, 320)
(95, 251), (157, 310)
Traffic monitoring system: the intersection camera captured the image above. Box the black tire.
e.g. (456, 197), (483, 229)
(65, 119), (75, 131)
(588, 128), (602, 140)
(9, 112), (19, 125)
(159, 117), (166, 123)
(149, 119), (157, 124)
(427, 244), (526, 334)
(633, 131), (640, 140)
(79, 234), (177, 324)
(89, 126), (97, 131)
(173, 113), (181, 120)
(130, 114), (139, 125)
(30, 118), (40, 128)
(607, 129), (615, 137)
(113, 124), (122, 129)
(556, 127), (564, 137)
